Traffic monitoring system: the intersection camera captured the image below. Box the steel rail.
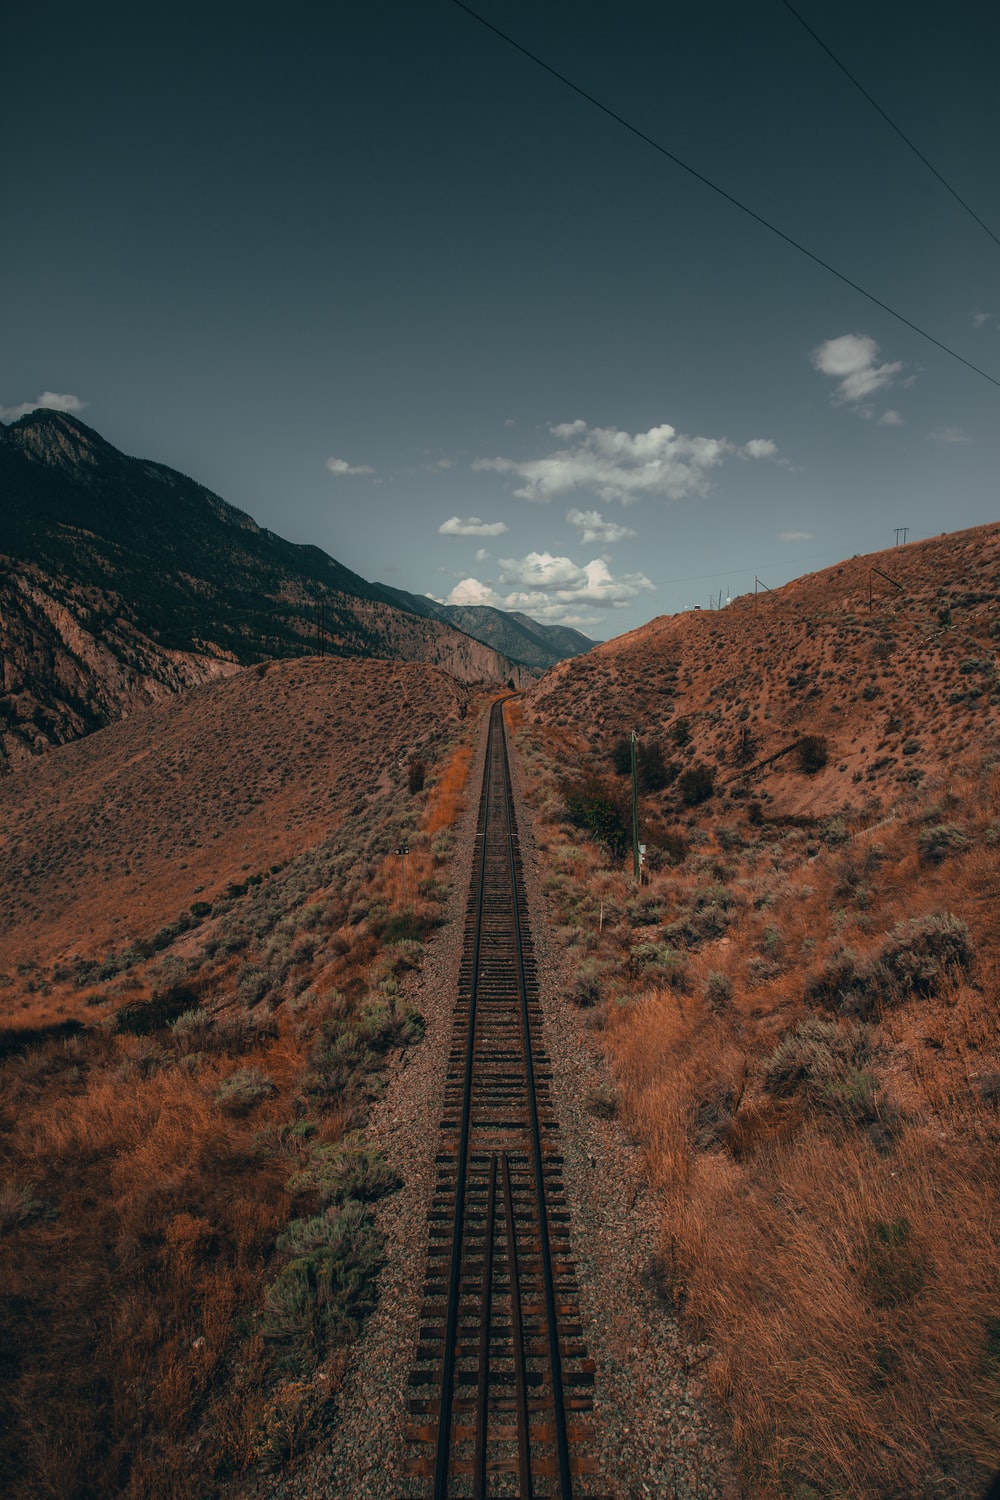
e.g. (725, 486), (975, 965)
(498, 715), (574, 1499)
(473, 1154), (499, 1500)
(432, 707), (497, 1500)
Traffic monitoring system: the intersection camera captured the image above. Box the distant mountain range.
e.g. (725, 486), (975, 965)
(0, 411), (593, 769)
(378, 586), (594, 671)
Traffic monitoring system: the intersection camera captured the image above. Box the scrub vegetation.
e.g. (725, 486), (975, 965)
(512, 526), (1000, 1498)
(0, 693), (477, 1497)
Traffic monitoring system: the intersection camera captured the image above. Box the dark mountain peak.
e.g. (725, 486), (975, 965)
(6, 409), (117, 476)
(0, 413), (535, 769)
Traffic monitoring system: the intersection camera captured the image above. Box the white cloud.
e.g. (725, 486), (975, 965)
(497, 551), (654, 607)
(448, 577), (500, 607)
(928, 426), (972, 444)
(0, 390), (88, 421)
(474, 547), (491, 562)
(498, 552), (586, 590)
(811, 333), (903, 406)
(438, 515), (508, 537)
(878, 409), (904, 426)
(473, 419), (778, 505)
(973, 311), (993, 328)
(778, 530), (813, 542)
(443, 550), (654, 627)
(566, 507), (637, 545)
(326, 455), (374, 476)
(740, 438), (778, 459)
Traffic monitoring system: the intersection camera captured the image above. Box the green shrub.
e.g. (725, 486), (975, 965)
(917, 824), (968, 865)
(875, 913), (973, 998)
(378, 911), (432, 944)
(287, 1137), (399, 1206)
(664, 903), (730, 947)
(611, 737), (632, 775)
(115, 984), (201, 1036)
(805, 915), (972, 1017)
(407, 757), (426, 794)
(678, 763), (714, 806)
(656, 829), (689, 866)
(762, 1015), (875, 1122)
(637, 740), (670, 793)
(260, 1201), (384, 1372)
(306, 1001), (424, 1100)
(214, 1067), (276, 1115)
(562, 777), (629, 858)
(236, 966), (272, 1006)
(796, 735), (828, 774)
(705, 971), (733, 1011)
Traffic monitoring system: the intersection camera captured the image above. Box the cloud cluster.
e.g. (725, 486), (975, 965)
(566, 507), (636, 545)
(326, 455), (374, 476)
(0, 391), (87, 421)
(474, 419), (778, 505)
(443, 550), (654, 627)
(811, 334), (903, 412)
(438, 515), (508, 537)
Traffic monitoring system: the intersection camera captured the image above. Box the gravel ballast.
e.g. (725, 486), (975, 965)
(249, 705), (743, 1500)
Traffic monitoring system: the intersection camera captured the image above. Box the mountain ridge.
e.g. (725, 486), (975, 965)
(0, 411), (546, 769)
(377, 581), (595, 669)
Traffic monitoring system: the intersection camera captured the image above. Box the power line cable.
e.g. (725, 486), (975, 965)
(449, 0), (1000, 390)
(779, 0), (1000, 252)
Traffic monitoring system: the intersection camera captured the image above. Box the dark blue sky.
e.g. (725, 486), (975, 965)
(4, 0), (998, 634)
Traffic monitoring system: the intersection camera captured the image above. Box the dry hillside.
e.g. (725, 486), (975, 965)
(514, 522), (1000, 1498)
(0, 656), (470, 982)
(0, 656), (484, 1497)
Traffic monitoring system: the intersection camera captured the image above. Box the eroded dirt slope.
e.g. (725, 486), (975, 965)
(0, 656), (471, 984)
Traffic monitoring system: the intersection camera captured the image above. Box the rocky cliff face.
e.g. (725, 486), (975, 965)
(0, 411), (533, 768)
(0, 564), (239, 773)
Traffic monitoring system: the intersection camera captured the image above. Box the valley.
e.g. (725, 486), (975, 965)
(1, 517), (998, 1499)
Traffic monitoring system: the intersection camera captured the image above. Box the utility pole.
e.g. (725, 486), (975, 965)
(630, 729), (640, 883)
(894, 527), (908, 546)
(396, 844), (409, 905)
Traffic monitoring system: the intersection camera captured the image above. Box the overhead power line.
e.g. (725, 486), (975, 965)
(780, 0), (1000, 253)
(449, 0), (1000, 391)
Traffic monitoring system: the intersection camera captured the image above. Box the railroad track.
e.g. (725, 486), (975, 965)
(403, 701), (603, 1499)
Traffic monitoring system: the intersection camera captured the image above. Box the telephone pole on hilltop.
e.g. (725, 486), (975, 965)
(894, 527), (909, 546)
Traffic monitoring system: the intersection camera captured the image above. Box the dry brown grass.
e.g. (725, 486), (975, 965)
(0, 673), (480, 1498)
(422, 743), (474, 837)
(0, 654), (472, 977)
(0, 1024), (294, 1496)
(516, 561), (1000, 1498)
(609, 978), (1000, 1495)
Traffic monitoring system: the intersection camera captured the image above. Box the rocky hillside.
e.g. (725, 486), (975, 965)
(514, 522), (1000, 1498)
(0, 654), (474, 974)
(0, 411), (532, 769)
(527, 521), (1000, 820)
